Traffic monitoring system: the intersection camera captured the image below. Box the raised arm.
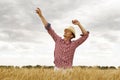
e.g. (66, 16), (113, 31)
(72, 19), (89, 48)
(72, 19), (88, 35)
(36, 8), (60, 42)
(36, 8), (48, 27)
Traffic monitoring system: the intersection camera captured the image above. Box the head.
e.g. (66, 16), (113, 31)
(64, 26), (75, 40)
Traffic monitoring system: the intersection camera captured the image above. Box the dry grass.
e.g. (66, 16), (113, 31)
(0, 67), (120, 80)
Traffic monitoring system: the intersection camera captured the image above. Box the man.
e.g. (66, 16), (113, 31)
(36, 8), (89, 70)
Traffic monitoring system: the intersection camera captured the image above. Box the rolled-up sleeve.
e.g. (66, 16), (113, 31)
(73, 31), (89, 48)
(45, 23), (60, 42)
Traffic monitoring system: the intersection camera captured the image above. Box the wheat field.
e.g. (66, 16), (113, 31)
(0, 66), (120, 80)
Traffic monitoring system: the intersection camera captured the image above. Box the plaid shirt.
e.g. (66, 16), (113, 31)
(45, 23), (89, 69)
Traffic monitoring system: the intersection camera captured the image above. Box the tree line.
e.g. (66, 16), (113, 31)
(0, 65), (120, 69)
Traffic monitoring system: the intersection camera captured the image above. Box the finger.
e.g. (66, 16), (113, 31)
(35, 10), (39, 14)
(37, 8), (41, 11)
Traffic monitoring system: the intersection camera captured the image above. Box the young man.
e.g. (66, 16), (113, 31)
(36, 8), (89, 70)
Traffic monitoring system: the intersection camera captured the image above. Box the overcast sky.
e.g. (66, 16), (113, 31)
(0, 0), (120, 67)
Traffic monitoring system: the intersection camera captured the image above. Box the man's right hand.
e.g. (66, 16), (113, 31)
(36, 8), (42, 16)
(35, 8), (48, 27)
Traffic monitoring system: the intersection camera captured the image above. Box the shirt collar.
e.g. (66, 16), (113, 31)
(62, 39), (71, 44)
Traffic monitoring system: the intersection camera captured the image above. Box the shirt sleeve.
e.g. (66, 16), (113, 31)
(45, 23), (60, 42)
(73, 31), (89, 48)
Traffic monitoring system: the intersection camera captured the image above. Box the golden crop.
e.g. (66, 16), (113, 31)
(0, 66), (120, 80)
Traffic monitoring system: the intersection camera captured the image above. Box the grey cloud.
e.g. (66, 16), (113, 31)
(0, 0), (107, 31)
(0, 42), (33, 53)
(0, 0), (39, 30)
(0, 0), (44, 44)
(92, 13), (120, 31)
(0, 0), (90, 43)
(39, 0), (104, 20)
(0, 29), (42, 43)
(0, 0), (120, 66)
(101, 31), (120, 43)
(88, 1), (120, 31)
(0, 0), (120, 44)
(91, 13), (120, 43)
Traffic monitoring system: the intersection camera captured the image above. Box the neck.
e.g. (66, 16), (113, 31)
(64, 37), (71, 41)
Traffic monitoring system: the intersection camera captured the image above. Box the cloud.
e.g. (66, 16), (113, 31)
(0, 0), (40, 31)
(0, 29), (43, 42)
(0, 0), (120, 66)
(88, 0), (120, 31)
(101, 31), (120, 43)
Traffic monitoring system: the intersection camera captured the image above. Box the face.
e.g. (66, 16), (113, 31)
(64, 29), (73, 39)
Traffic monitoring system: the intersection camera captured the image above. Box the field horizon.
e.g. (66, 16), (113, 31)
(0, 65), (119, 69)
(0, 65), (120, 80)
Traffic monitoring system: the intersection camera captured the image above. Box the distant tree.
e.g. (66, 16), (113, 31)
(34, 65), (42, 68)
(93, 66), (101, 69)
(46, 66), (54, 68)
(0, 65), (6, 68)
(88, 66), (93, 68)
(109, 66), (116, 69)
(100, 66), (109, 69)
(78, 65), (88, 68)
(7, 66), (14, 68)
(22, 65), (33, 69)
(118, 66), (120, 69)
(15, 66), (20, 69)
(0, 65), (14, 68)
(41, 66), (53, 69)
